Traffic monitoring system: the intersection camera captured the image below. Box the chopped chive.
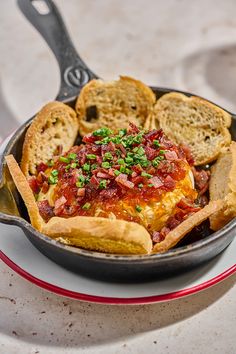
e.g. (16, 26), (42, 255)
(99, 180), (107, 189)
(159, 150), (166, 155)
(114, 170), (121, 176)
(91, 163), (98, 170)
(48, 175), (58, 184)
(153, 140), (160, 147)
(87, 154), (97, 160)
(83, 163), (90, 172)
(104, 152), (113, 160)
(135, 205), (142, 212)
(82, 202), (91, 210)
(76, 181), (84, 188)
(51, 169), (58, 177)
(101, 161), (111, 169)
(70, 162), (77, 169)
(148, 183), (154, 187)
(117, 158), (125, 165)
(68, 153), (77, 160)
(125, 156), (133, 164)
(141, 171), (153, 178)
(138, 183), (143, 188)
(59, 156), (70, 164)
(47, 159), (54, 167)
(120, 165), (126, 173)
(93, 127), (113, 137)
(125, 168), (132, 175)
(119, 128), (127, 137)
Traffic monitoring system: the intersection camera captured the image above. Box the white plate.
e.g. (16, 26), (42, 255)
(0, 136), (235, 304)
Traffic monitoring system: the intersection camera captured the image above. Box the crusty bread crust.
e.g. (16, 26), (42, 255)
(21, 102), (78, 177)
(5, 155), (45, 230)
(6, 155), (152, 255)
(76, 76), (155, 136)
(152, 200), (224, 253)
(209, 142), (236, 230)
(42, 216), (152, 254)
(154, 93), (232, 165)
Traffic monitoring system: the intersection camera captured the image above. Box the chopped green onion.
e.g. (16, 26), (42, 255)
(153, 140), (160, 147)
(117, 158), (125, 165)
(83, 163), (90, 172)
(76, 181), (84, 188)
(141, 171), (153, 178)
(99, 180), (107, 189)
(68, 153), (77, 160)
(82, 202), (91, 210)
(70, 162), (77, 169)
(59, 156), (70, 164)
(135, 205), (142, 212)
(51, 169), (58, 177)
(125, 156), (133, 164)
(125, 168), (132, 175)
(114, 170), (121, 176)
(120, 165), (126, 173)
(119, 128), (127, 137)
(148, 183), (154, 187)
(93, 127), (113, 137)
(87, 154), (97, 160)
(138, 183), (143, 188)
(101, 161), (111, 169)
(48, 175), (58, 184)
(91, 163), (98, 170)
(104, 152), (113, 160)
(47, 159), (54, 167)
(159, 150), (166, 155)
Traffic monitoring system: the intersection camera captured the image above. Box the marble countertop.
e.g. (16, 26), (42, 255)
(0, 0), (236, 353)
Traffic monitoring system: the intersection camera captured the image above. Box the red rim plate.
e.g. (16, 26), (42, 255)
(1, 251), (235, 304)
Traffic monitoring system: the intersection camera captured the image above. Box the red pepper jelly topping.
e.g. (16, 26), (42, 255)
(33, 123), (196, 223)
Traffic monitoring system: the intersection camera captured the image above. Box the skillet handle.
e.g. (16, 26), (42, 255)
(17, 0), (98, 101)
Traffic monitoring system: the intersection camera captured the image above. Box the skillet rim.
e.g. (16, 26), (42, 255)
(0, 85), (236, 262)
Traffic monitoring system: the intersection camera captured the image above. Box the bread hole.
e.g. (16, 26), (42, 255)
(204, 136), (210, 142)
(131, 105), (137, 110)
(54, 133), (61, 139)
(86, 105), (98, 121)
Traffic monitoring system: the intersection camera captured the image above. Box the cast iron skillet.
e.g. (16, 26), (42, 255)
(0, 0), (235, 282)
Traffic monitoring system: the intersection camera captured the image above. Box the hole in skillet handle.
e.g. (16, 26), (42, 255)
(31, 0), (50, 15)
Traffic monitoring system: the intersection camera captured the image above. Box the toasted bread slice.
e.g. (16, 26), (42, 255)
(75, 76), (156, 136)
(209, 142), (236, 230)
(152, 200), (224, 253)
(6, 155), (152, 255)
(21, 102), (78, 177)
(153, 93), (231, 165)
(42, 216), (152, 255)
(5, 155), (45, 230)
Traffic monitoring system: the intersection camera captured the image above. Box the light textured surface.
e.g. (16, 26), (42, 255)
(0, 0), (236, 353)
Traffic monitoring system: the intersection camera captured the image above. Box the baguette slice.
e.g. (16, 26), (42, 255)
(152, 200), (224, 253)
(21, 102), (78, 177)
(75, 76), (155, 136)
(153, 93), (231, 165)
(5, 155), (152, 255)
(209, 142), (236, 230)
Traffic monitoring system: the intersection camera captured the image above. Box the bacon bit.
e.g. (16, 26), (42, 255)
(82, 134), (97, 143)
(99, 188), (118, 199)
(149, 176), (163, 189)
(131, 171), (138, 178)
(192, 167), (210, 194)
(97, 172), (113, 179)
(54, 145), (63, 156)
(179, 144), (194, 165)
(115, 173), (134, 189)
(132, 175), (144, 185)
(90, 175), (100, 188)
(77, 188), (85, 197)
(145, 146), (157, 160)
(152, 231), (165, 243)
(36, 162), (48, 173)
(164, 150), (178, 161)
(41, 181), (49, 194)
(37, 171), (48, 184)
(128, 122), (140, 134)
(145, 129), (164, 141)
(117, 144), (127, 156)
(177, 198), (201, 212)
(108, 168), (115, 177)
(54, 196), (67, 210)
(38, 200), (54, 222)
(163, 175), (176, 190)
(28, 177), (40, 194)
